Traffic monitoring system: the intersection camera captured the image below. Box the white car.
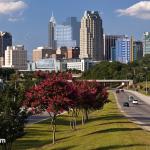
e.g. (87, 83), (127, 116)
(132, 99), (138, 104)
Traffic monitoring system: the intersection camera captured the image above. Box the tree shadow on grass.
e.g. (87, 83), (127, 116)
(94, 121), (131, 126)
(13, 135), (74, 150)
(83, 127), (142, 136)
(87, 114), (125, 124)
(13, 139), (51, 150)
(56, 135), (73, 142)
(51, 145), (76, 150)
(91, 144), (150, 150)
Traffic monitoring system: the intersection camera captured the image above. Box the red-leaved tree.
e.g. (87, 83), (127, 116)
(24, 74), (76, 144)
(73, 81), (109, 125)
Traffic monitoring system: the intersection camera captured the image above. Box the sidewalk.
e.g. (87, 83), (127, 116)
(125, 90), (150, 105)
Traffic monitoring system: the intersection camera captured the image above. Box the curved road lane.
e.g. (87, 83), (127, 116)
(115, 90), (150, 131)
(26, 111), (49, 125)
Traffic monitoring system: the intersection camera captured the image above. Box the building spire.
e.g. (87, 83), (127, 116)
(50, 11), (56, 24)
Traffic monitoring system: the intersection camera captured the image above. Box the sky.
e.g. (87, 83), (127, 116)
(0, 0), (150, 59)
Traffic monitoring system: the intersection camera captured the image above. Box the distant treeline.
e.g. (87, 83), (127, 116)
(82, 54), (150, 83)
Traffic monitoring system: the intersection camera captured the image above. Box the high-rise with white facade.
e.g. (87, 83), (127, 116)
(80, 11), (104, 61)
(4, 45), (27, 70)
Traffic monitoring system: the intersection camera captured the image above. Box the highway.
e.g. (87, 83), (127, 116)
(26, 111), (49, 125)
(115, 90), (150, 131)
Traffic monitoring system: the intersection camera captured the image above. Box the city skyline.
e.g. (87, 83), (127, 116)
(0, 0), (150, 59)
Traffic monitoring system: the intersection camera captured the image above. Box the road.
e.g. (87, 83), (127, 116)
(115, 90), (150, 131)
(26, 111), (49, 125)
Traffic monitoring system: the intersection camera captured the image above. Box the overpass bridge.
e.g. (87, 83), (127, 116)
(76, 79), (133, 86)
(86, 80), (133, 85)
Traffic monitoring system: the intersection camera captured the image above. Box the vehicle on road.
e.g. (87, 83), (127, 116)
(123, 102), (129, 107)
(128, 96), (134, 102)
(116, 89), (120, 93)
(132, 99), (138, 104)
(120, 89), (124, 92)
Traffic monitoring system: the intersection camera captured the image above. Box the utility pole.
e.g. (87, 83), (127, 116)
(144, 67), (148, 95)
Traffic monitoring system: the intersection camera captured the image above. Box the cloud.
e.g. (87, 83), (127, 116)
(116, 1), (150, 20)
(0, 0), (27, 21)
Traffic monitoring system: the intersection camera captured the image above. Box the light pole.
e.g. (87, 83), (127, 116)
(144, 67), (148, 95)
(0, 79), (4, 91)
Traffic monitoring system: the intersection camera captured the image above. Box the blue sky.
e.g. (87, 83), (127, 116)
(0, 0), (150, 59)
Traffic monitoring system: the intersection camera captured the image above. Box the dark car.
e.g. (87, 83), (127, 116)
(116, 89), (120, 93)
(120, 89), (124, 92)
(123, 102), (129, 107)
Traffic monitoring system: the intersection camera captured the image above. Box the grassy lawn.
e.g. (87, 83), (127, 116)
(12, 93), (150, 150)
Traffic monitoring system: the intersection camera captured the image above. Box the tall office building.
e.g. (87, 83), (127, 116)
(63, 17), (80, 46)
(0, 32), (12, 57)
(48, 14), (56, 50)
(115, 37), (131, 64)
(143, 32), (150, 56)
(80, 11), (104, 61)
(55, 24), (76, 48)
(4, 45), (27, 70)
(48, 14), (77, 49)
(133, 41), (143, 61)
(103, 34), (125, 60)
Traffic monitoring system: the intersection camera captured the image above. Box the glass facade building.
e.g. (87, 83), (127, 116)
(133, 41), (143, 61)
(63, 17), (80, 47)
(143, 32), (150, 56)
(115, 37), (131, 64)
(104, 35), (125, 61)
(0, 32), (12, 57)
(28, 58), (62, 72)
(55, 25), (76, 48)
(48, 14), (57, 50)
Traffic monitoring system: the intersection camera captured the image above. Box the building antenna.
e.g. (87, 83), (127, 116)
(52, 11), (54, 17)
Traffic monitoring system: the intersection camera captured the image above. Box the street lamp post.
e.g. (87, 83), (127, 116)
(144, 67), (148, 95)
(0, 79), (4, 91)
(146, 74), (148, 95)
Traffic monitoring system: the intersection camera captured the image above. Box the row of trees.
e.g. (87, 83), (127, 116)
(82, 54), (150, 83)
(0, 71), (109, 149)
(24, 72), (109, 144)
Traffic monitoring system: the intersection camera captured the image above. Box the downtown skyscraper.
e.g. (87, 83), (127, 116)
(0, 31), (12, 57)
(48, 14), (79, 49)
(79, 11), (104, 61)
(63, 17), (80, 47)
(103, 34), (125, 61)
(48, 13), (56, 50)
(143, 32), (150, 56)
